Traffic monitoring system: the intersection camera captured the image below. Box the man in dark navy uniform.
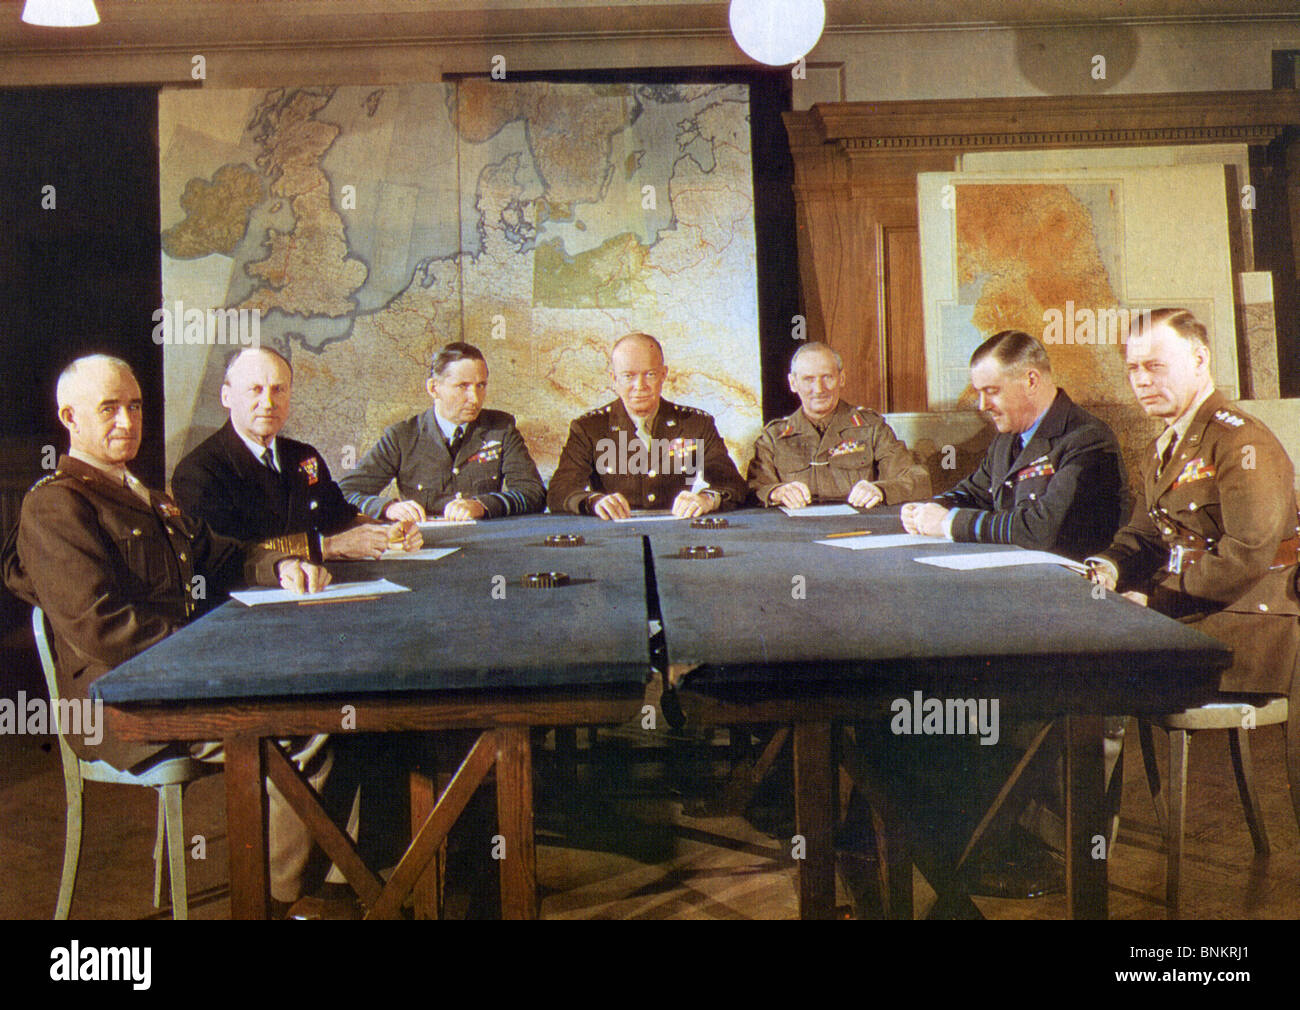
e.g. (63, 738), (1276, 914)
(902, 330), (1129, 560)
(172, 346), (419, 558)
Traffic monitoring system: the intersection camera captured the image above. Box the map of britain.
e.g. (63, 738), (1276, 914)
(158, 82), (763, 482)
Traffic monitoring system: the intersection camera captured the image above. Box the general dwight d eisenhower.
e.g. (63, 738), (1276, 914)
(547, 332), (748, 518)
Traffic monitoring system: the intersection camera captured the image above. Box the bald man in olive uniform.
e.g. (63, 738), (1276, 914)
(1089, 308), (1300, 695)
(548, 332), (748, 518)
(748, 342), (929, 509)
(2, 355), (337, 910)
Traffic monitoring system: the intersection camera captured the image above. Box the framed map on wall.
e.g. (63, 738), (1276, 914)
(917, 162), (1240, 412)
(157, 82), (763, 481)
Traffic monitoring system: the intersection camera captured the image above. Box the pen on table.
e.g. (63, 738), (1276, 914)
(822, 529), (874, 539)
(297, 594), (381, 606)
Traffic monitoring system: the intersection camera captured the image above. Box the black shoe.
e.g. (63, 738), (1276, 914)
(962, 831), (1064, 899)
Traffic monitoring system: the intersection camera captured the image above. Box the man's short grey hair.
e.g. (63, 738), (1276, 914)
(56, 354), (136, 408)
(789, 341), (843, 373)
(224, 345), (293, 385)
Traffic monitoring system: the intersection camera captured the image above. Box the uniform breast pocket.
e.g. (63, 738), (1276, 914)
(112, 529), (164, 594)
(829, 452), (872, 480)
(1166, 482), (1223, 536)
(1013, 474), (1051, 504)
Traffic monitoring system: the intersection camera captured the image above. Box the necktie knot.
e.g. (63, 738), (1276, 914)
(448, 425), (466, 457)
(260, 447), (278, 473)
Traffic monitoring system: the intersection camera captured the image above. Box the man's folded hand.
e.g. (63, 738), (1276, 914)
(276, 558), (332, 594)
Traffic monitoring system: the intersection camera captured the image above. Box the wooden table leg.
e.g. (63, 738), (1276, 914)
(1064, 714), (1108, 920)
(409, 769), (439, 920)
(793, 720), (835, 920)
(224, 734), (269, 920)
(495, 725), (538, 920)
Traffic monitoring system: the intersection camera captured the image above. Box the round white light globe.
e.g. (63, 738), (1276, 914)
(729, 0), (825, 66)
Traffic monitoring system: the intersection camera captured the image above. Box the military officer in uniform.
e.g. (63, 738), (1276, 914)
(173, 346), (419, 559)
(1088, 308), (1300, 695)
(339, 341), (545, 522)
(747, 342), (930, 508)
(2, 354), (337, 909)
(547, 332), (748, 518)
(902, 330), (1129, 560)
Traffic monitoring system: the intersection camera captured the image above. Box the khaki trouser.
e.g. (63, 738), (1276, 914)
(190, 735), (361, 903)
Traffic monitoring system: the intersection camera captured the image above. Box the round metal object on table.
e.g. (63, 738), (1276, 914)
(679, 545), (724, 559)
(522, 572), (570, 588)
(543, 534), (585, 547)
(690, 517), (729, 529)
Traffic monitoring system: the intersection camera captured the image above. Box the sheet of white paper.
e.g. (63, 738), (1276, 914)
(612, 512), (686, 523)
(377, 547), (459, 562)
(913, 551), (1088, 574)
(816, 533), (936, 550)
(780, 504), (858, 517)
(230, 578), (410, 607)
(416, 519), (477, 531)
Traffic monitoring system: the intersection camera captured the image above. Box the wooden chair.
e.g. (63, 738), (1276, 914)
(1136, 664), (1299, 919)
(32, 607), (218, 919)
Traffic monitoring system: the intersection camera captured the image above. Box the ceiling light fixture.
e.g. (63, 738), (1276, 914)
(729, 0), (825, 67)
(21, 0), (100, 28)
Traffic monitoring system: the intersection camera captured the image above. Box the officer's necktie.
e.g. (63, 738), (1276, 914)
(1157, 435), (1177, 478)
(1013, 433), (1025, 457)
(260, 447), (278, 473)
(448, 425), (465, 459)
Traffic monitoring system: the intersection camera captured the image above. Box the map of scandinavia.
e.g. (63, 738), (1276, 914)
(159, 82), (763, 481)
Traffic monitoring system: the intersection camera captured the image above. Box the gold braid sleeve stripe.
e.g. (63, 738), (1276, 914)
(257, 532), (310, 556)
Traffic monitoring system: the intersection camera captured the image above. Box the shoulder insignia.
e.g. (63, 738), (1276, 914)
(676, 404), (708, 417)
(1212, 409), (1246, 429)
(29, 471), (62, 492)
(579, 406), (608, 420)
(850, 411), (863, 427)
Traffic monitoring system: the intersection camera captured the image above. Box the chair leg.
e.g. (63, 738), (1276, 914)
(161, 784), (189, 920)
(1227, 729), (1270, 855)
(56, 770), (84, 920)
(1287, 679), (1300, 838)
(1166, 729), (1189, 920)
(1136, 720), (1167, 837)
(153, 795), (166, 908)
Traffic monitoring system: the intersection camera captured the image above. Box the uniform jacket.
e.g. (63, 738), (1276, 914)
(935, 388), (1129, 561)
(2, 455), (288, 769)
(1095, 391), (1300, 695)
(746, 400), (930, 505)
(339, 407), (545, 520)
(172, 420), (358, 556)
(548, 398), (748, 514)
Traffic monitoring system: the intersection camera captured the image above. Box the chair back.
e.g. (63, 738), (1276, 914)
(30, 607), (82, 770)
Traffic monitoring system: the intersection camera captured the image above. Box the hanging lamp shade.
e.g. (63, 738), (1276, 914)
(21, 0), (100, 28)
(728, 0), (825, 66)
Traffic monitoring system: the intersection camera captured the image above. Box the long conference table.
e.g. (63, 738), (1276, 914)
(93, 506), (1230, 920)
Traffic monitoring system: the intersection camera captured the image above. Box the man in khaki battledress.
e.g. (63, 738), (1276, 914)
(747, 342), (929, 509)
